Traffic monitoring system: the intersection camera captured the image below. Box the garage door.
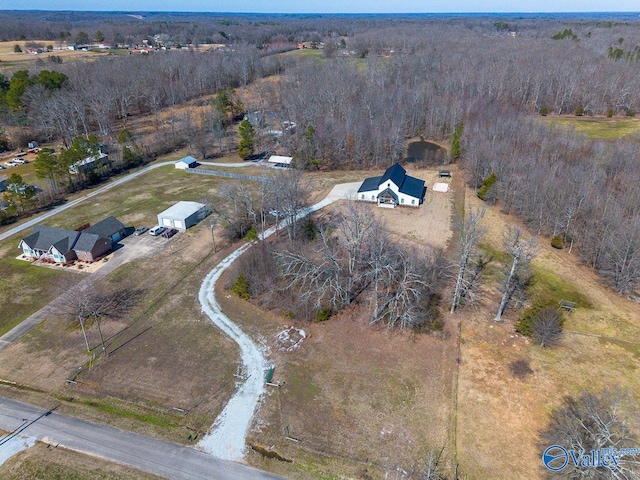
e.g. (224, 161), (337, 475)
(174, 220), (184, 229)
(162, 218), (172, 227)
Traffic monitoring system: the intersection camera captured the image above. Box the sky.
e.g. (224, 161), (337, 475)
(1, 1), (639, 14)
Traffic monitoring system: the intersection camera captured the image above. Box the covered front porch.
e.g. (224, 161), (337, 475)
(377, 188), (398, 208)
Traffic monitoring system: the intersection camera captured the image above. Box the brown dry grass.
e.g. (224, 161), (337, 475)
(217, 262), (457, 478)
(0, 225), (240, 443)
(454, 186), (640, 479)
(0, 443), (162, 479)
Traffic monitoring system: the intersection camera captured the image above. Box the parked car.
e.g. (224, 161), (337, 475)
(0, 165), (5, 170)
(4, 161), (16, 167)
(149, 225), (165, 236)
(13, 158), (27, 164)
(161, 227), (178, 239)
(134, 226), (148, 236)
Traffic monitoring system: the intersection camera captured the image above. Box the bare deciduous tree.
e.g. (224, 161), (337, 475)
(451, 205), (486, 313)
(495, 226), (537, 322)
(540, 389), (639, 480)
(531, 307), (564, 348)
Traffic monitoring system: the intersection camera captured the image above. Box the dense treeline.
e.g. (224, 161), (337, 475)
(465, 108), (640, 294)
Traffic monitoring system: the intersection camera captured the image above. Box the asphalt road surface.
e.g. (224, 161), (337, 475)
(0, 397), (288, 480)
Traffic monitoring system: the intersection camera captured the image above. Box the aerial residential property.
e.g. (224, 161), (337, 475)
(357, 162), (426, 207)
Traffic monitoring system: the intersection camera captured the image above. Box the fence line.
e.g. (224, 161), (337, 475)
(185, 168), (267, 182)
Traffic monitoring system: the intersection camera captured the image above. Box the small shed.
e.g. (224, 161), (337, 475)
(175, 156), (198, 170)
(157, 201), (209, 230)
(268, 155), (293, 168)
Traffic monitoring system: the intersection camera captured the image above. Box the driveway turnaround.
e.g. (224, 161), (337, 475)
(0, 397), (287, 480)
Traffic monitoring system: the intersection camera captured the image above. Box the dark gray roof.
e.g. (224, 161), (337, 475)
(21, 226), (79, 254)
(399, 175), (426, 199)
(73, 232), (106, 253)
(357, 175), (382, 193)
(357, 163), (425, 200)
(380, 163), (407, 187)
(85, 216), (124, 238)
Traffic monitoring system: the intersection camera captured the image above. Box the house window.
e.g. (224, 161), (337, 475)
(372, 195), (375, 200)
(411, 199), (415, 205)
(401, 198), (404, 204)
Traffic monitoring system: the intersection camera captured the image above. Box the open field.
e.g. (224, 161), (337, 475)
(540, 115), (640, 139)
(0, 443), (162, 480)
(217, 262), (457, 478)
(0, 40), (115, 69)
(454, 186), (640, 479)
(0, 223), (240, 443)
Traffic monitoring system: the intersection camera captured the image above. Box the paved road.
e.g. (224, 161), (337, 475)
(0, 161), (176, 243)
(0, 397), (288, 480)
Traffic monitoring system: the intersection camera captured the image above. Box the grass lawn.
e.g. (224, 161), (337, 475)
(455, 188), (640, 479)
(0, 225), (240, 443)
(0, 443), (162, 480)
(540, 115), (640, 139)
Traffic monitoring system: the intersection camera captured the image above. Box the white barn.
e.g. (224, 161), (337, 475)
(157, 201), (209, 230)
(174, 156), (198, 170)
(357, 163), (426, 208)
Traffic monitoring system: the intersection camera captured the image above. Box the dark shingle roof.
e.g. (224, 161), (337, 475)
(398, 175), (426, 199)
(357, 176), (382, 193)
(21, 226), (79, 254)
(84, 216), (124, 238)
(73, 232), (105, 253)
(379, 163), (407, 187)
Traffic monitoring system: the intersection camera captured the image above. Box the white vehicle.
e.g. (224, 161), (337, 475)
(4, 161), (16, 167)
(12, 158), (27, 164)
(149, 225), (166, 236)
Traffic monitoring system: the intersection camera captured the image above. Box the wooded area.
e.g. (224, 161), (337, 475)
(2, 12), (640, 290)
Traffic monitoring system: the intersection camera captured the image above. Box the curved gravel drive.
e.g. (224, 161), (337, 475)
(196, 183), (360, 460)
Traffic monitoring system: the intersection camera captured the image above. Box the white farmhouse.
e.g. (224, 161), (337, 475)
(357, 163), (426, 208)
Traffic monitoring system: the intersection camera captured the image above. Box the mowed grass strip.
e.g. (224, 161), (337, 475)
(541, 115), (640, 139)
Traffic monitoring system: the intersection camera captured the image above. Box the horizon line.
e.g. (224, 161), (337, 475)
(1, 9), (640, 15)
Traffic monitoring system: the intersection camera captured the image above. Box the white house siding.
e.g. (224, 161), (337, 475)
(358, 183), (420, 206)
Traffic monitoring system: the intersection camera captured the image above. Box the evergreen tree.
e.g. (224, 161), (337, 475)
(238, 119), (255, 160)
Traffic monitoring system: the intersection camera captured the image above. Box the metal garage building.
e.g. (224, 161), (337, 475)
(157, 201), (209, 230)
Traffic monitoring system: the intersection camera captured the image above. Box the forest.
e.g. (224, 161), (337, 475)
(2, 11), (640, 297)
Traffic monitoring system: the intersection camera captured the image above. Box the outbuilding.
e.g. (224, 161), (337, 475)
(157, 201), (209, 230)
(175, 156), (198, 170)
(267, 155), (293, 168)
